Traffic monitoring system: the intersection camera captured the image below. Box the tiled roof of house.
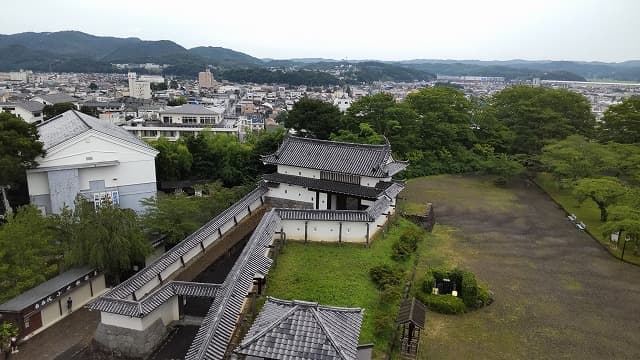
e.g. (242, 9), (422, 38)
(235, 297), (364, 360)
(277, 208), (371, 222)
(262, 136), (408, 178)
(396, 298), (426, 329)
(34, 93), (78, 105)
(263, 173), (391, 199)
(37, 110), (156, 152)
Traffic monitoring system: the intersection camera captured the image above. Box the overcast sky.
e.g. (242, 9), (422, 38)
(2, 0), (639, 62)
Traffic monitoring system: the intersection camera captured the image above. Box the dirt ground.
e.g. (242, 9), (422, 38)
(404, 176), (640, 360)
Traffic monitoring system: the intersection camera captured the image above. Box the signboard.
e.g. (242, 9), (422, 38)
(93, 191), (120, 208)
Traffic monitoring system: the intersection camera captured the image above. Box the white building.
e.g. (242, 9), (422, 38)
(333, 95), (353, 112)
(123, 104), (234, 140)
(0, 101), (45, 123)
(27, 110), (159, 215)
(128, 72), (152, 100)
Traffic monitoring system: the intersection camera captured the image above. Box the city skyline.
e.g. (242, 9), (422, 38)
(2, 0), (639, 62)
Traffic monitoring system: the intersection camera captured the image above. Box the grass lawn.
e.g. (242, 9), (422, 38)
(536, 173), (640, 265)
(264, 217), (425, 359)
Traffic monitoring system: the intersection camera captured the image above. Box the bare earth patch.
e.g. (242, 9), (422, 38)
(403, 175), (640, 360)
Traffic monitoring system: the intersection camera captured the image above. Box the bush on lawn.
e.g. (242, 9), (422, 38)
(420, 266), (490, 312)
(369, 264), (404, 290)
(417, 292), (466, 314)
(391, 229), (423, 261)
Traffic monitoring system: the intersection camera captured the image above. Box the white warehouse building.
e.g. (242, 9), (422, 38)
(27, 110), (159, 214)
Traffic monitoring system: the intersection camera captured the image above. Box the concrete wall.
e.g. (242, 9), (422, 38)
(47, 168), (80, 213)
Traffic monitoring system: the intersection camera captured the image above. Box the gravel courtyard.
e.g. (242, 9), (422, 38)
(403, 176), (640, 360)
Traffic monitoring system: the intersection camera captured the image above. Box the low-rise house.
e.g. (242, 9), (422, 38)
(27, 110), (159, 214)
(0, 100), (45, 123)
(31, 93), (79, 107)
(0, 267), (105, 340)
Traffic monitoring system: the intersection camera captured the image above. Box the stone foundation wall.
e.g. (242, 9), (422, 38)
(93, 318), (167, 359)
(404, 202), (436, 232)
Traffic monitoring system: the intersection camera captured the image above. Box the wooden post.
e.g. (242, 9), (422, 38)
(304, 221), (308, 243)
(339, 222), (342, 244)
(366, 223), (370, 246)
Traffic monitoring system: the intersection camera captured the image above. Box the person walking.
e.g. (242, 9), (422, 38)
(66, 297), (73, 314)
(9, 337), (17, 354)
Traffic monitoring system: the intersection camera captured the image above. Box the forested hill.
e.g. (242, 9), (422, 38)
(0, 31), (638, 82)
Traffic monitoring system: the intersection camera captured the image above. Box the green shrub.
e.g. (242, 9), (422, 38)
(477, 284), (494, 307)
(423, 271), (436, 293)
(400, 229), (421, 251)
(380, 285), (402, 306)
(373, 312), (394, 338)
(369, 264), (403, 290)
(391, 240), (412, 261)
(417, 293), (466, 314)
(460, 271), (479, 308)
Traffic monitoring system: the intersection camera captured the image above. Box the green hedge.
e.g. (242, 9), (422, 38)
(391, 229), (422, 261)
(417, 293), (466, 314)
(421, 266), (490, 312)
(369, 264), (404, 290)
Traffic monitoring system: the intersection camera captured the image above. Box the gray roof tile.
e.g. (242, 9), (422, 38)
(37, 110), (156, 152)
(262, 136), (407, 178)
(235, 297), (363, 360)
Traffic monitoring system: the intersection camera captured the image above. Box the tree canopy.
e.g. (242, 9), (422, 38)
(54, 199), (150, 283)
(599, 96), (640, 144)
(0, 206), (59, 303)
(0, 112), (45, 188)
(281, 97), (342, 139)
(573, 177), (627, 222)
(43, 102), (77, 119)
(491, 85), (595, 155)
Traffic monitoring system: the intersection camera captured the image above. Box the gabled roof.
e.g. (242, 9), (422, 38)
(396, 298), (426, 329)
(262, 136), (408, 178)
(235, 297), (364, 360)
(37, 110), (157, 152)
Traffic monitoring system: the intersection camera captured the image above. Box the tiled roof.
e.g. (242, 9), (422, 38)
(277, 208), (371, 222)
(34, 93), (77, 104)
(263, 173), (390, 199)
(235, 297), (364, 360)
(0, 100), (45, 113)
(89, 281), (220, 317)
(262, 136), (407, 178)
(186, 209), (281, 360)
(100, 184), (269, 301)
(37, 110), (156, 152)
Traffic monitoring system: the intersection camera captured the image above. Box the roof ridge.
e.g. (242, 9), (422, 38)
(288, 135), (390, 149)
(311, 307), (352, 360)
(237, 302), (300, 349)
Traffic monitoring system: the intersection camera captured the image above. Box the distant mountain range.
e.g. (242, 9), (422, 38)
(1, 31), (639, 83)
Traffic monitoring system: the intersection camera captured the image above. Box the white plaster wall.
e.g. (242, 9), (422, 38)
(101, 292), (179, 331)
(281, 219), (368, 243)
(41, 300), (61, 327)
(101, 312), (145, 331)
(78, 161), (156, 190)
(361, 199), (374, 207)
(277, 165), (320, 179)
(160, 261), (182, 281)
(267, 184), (315, 206)
(26, 171), (49, 195)
(202, 232), (220, 248)
(183, 245), (202, 263)
(92, 275), (107, 295)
